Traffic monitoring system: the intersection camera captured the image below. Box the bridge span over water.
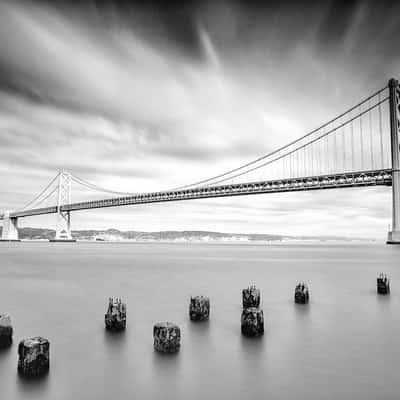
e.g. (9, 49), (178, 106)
(1, 79), (400, 243)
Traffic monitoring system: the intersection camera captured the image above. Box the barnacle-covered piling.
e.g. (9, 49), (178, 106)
(294, 283), (309, 304)
(377, 273), (390, 295)
(153, 322), (181, 353)
(105, 298), (127, 331)
(18, 337), (49, 377)
(241, 307), (264, 337)
(242, 285), (260, 308)
(0, 314), (13, 348)
(189, 296), (210, 321)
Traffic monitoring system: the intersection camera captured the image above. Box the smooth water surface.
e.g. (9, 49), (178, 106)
(0, 242), (399, 399)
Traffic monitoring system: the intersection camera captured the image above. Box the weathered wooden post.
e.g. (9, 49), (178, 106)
(18, 337), (50, 377)
(153, 322), (181, 353)
(294, 282), (310, 304)
(377, 273), (390, 294)
(242, 285), (260, 308)
(189, 296), (210, 321)
(0, 314), (13, 347)
(241, 308), (264, 337)
(105, 298), (127, 331)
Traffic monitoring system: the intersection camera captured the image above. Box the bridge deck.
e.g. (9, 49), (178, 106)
(0, 169), (393, 220)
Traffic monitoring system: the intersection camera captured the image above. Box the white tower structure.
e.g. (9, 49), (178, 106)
(54, 172), (74, 241)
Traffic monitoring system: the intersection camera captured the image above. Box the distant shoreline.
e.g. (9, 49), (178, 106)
(1, 227), (376, 243)
(16, 238), (377, 245)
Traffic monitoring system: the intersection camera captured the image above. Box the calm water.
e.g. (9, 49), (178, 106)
(0, 242), (399, 399)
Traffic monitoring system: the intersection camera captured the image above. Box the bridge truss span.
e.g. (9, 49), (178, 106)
(3, 169), (391, 219)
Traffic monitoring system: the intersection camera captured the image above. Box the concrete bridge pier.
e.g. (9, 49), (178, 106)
(387, 78), (400, 244)
(50, 210), (75, 242)
(0, 212), (20, 241)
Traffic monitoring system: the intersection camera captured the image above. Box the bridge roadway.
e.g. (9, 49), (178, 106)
(0, 169), (393, 220)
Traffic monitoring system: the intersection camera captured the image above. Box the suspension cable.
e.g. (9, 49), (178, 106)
(17, 173), (60, 211)
(71, 175), (139, 196)
(34, 186), (58, 207)
(204, 96), (389, 186)
(170, 86), (388, 190)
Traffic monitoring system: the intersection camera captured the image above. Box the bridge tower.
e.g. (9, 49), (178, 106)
(52, 171), (75, 242)
(387, 78), (400, 244)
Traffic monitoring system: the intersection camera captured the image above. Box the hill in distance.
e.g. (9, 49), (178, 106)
(0, 227), (374, 242)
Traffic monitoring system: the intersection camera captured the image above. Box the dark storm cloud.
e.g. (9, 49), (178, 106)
(317, 0), (360, 45)
(34, 0), (205, 59)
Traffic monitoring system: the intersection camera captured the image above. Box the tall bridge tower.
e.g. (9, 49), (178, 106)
(387, 78), (400, 244)
(53, 171), (74, 242)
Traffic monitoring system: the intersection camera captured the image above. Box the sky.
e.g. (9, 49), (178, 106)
(0, 0), (399, 238)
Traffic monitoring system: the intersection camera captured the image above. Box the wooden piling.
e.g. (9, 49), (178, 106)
(105, 298), (127, 331)
(294, 283), (310, 304)
(0, 314), (13, 348)
(18, 337), (50, 377)
(377, 273), (390, 295)
(153, 322), (181, 353)
(241, 308), (264, 337)
(242, 285), (261, 308)
(189, 296), (210, 321)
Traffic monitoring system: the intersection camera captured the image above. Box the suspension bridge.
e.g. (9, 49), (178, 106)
(1, 78), (399, 243)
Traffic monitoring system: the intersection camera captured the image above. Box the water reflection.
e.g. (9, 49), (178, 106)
(150, 348), (183, 399)
(239, 333), (265, 354)
(186, 319), (211, 339)
(103, 327), (127, 341)
(376, 293), (391, 303)
(293, 302), (311, 318)
(0, 343), (13, 355)
(15, 370), (50, 398)
(102, 327), (128, 358)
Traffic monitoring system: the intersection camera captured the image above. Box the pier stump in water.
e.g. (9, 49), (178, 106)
(18, 337), (49, 377)
(377, 273), (390, 295)
(242, 285), (260, 308)
(105, 298), (127, 331)
(241, 308), (264, 337)
(189, 296), (210, 321)
(0, 314), (13, 348)
(153, 322), (181, 353)
(294, 283), (309, 304)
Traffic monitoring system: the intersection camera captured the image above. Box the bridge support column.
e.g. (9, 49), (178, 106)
(0, 212), (20, 241)
(387, 78), (400, 244)
(50, 172), (76, 242)
(53, 210), (74, 241)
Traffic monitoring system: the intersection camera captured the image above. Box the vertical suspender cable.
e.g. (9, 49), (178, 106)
(283, 155), (285, 180)
(284, 155), (286, 180)
(325, 128), (329, 174)
(311, 142), (314, 176)
(341, 117), (345, 172)
(351, 115), (355, 171)
(360, 105), (364, 170)
(369, 98), (374, 170)
(378, 92), (384, 169)
(333, 124), (337, 173)
(318, 138), (321, 175)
